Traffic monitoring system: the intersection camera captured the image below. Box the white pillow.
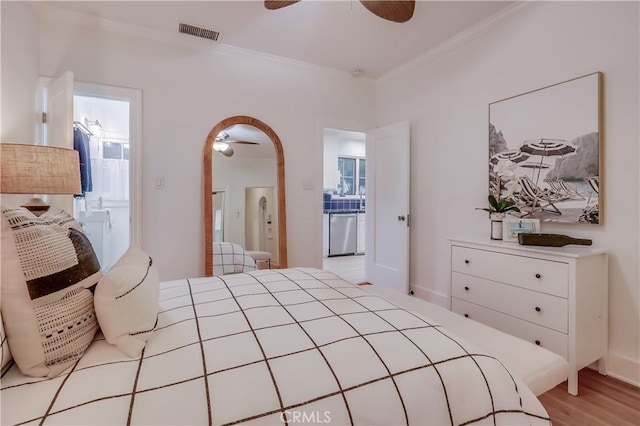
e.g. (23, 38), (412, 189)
(0, 207), (100, 377)
(94, 246), (160, 357)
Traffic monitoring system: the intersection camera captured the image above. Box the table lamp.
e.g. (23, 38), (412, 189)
(0, 143), (81, 216)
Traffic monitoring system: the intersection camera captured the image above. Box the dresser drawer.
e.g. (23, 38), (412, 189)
(451, 272), (568, 333)
(452, 298), (568, 359)
(451, 246), (569, 298)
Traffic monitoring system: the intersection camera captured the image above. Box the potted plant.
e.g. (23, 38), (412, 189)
(478, 160), (521, 240)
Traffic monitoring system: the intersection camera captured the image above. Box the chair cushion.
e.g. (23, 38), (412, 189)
(0, 207), (100, 377)
(94, 246), (160, 357)
(213, 242), (257, 275)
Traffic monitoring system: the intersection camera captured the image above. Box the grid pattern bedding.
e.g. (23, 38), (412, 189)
(212, 242), (257, 276)
(1, 268), (550, 425)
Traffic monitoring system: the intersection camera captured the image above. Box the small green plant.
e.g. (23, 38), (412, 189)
(478, 159), (522, 216)
(477, 194), (520, 214)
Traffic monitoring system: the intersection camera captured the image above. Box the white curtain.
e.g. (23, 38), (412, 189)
(89, 158), (130, 201)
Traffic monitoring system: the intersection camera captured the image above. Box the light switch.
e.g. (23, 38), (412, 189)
(154, 177), (164, 189)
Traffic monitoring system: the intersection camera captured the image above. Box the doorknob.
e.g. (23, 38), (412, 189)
(398, 215), (406, 221)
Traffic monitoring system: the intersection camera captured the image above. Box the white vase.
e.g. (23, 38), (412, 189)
(490, 213), (505, 240)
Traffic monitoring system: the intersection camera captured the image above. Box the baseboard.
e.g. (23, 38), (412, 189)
(409, 284), (448, 308)
(606, 352), (640, 388)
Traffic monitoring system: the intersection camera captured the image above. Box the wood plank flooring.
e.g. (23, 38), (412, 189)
(538, 368), (640, 426)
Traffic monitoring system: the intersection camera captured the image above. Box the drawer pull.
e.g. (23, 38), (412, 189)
(535, 273), (541, 279)
(535, 306), (541, 312)
(535, 340), (541, 346)
(464, 259), (470, 264)
(464, 286), (470, 291)
(464, 314), (469, 318)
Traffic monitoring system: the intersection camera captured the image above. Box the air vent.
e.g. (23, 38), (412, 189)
(178, 23), (220, 41)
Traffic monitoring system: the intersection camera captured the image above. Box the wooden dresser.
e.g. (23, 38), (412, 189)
(449, 238), (608, 395)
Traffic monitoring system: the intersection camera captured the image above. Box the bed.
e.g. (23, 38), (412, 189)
(1, 268), (557, 425)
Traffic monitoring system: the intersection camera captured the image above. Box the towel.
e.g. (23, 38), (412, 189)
(73, 128), (93, 196)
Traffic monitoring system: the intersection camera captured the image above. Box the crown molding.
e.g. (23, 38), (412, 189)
(379, 1), (540, 82)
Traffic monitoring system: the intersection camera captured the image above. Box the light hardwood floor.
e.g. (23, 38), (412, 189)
(539, 368), (640, 426)
(323, 254), (365, 284)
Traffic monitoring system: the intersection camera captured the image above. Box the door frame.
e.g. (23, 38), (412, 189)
(72, 81), (143, 246)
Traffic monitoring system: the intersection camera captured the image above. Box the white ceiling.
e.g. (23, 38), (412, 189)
(44, 0), (514, 78)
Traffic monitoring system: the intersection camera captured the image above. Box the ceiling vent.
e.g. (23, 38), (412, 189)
(178, 23), (220, 42)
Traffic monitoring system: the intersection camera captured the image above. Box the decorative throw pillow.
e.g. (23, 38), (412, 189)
(0, 207), (100, 378)
(94, 246), (159, 357)
(212, 242), (257, 276)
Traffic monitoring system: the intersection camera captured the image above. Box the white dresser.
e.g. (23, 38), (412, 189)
(449, 238), (608, 395)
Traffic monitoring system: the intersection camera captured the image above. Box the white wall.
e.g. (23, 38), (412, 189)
(376, 2), (639, 385)
(0, 2), (40, 207)
(1, 2), (39, 144)
(37, 7), (375, 280)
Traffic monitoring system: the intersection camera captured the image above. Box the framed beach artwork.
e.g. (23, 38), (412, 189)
(488, 72), (602, 224)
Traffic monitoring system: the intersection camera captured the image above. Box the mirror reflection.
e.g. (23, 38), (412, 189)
(212, 124), (280, 267)
(204, 115), (287, 276)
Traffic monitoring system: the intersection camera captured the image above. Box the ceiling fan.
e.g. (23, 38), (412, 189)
(213, 132), (260, 157)
(264, 0), (415, 24)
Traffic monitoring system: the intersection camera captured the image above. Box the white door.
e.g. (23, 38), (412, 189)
(44, 71), (75, 212)
(364, 121), (410, 293)
(45, 71), (74, 149)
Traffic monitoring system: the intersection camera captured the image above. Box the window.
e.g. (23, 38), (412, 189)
(102, 140), (130, 160)
(338, 157), (356, 195)
(103, 142), (122, 159)
(338, 157), (366, 196)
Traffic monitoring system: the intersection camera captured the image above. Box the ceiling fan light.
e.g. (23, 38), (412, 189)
(213, 141), (228, 150)
(213, 141), (233, 156)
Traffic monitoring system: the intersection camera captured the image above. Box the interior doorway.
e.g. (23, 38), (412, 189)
(322, 128), (366, 284)
(39, 75), (141, 272)
(72, 95), (131, 271)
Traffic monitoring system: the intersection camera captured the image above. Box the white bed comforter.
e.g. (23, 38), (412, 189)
(1, 268), (550, 425)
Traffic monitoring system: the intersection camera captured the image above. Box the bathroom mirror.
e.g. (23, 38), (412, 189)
(203, 116), (287, 276)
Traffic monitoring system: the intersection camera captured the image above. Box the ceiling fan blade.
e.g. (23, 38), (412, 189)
(264, 0), (301, 10)
(228, 140), (260, 146)
(359, 0), (415, 23)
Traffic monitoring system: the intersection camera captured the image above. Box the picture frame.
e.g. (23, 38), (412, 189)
(502, 217), (540, 242)
(489, 72), (602, 225)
